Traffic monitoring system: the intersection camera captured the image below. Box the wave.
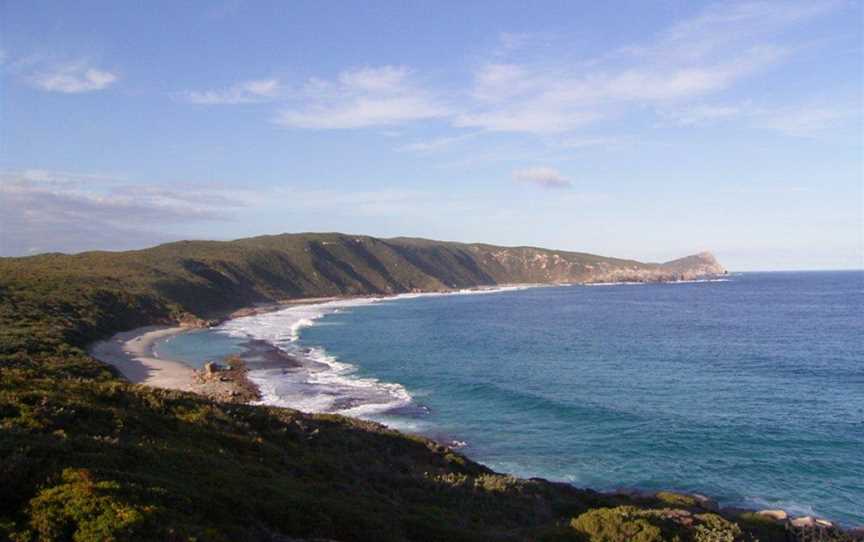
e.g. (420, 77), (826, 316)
(217, 285), (534, 420)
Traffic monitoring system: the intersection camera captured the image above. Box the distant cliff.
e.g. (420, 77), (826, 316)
(0, 233), (724, 328)
(0, 233), (725, 330)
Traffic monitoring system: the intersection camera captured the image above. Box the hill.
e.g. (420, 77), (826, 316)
(3, 234), (830, 541)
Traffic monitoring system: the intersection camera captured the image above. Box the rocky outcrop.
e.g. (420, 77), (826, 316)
(462, 246), (726, 285)
(756, 509), (788, 521)
(193, 356), (260, 403)
(575, 251), (726, 284)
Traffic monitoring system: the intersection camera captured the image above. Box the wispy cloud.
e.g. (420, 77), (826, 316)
(456, 39), (785, 134)
(0, 170), (245, 256)
(1, 169), (125, 186)
(27, 60), (118, 93)
(556, 136), (626, 149)
(512, 166), (572, 189)
(175, 1), (843, 141)
(652, 0), (841, 61)
(450, 1), (837, 135)
(662, 100), (861, 137)
(662, 104), (745, 126)
(180, 78), (281, 105)
(754, 104), (861, 137)
(274, 66), (448, 129)
(396, 132), (480, 153)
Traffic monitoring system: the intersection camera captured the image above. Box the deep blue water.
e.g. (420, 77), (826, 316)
(158, 272), (864, 524)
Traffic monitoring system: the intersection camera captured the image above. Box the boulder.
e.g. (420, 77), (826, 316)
(790, 516), (816, 528)
(691, 493), (719, 512)
(756, 509), (788, 522)
(204, 361), (222, 376)
(719, 507), (751, 518)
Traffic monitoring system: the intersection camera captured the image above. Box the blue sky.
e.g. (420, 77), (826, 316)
(1, 0), (861, 270)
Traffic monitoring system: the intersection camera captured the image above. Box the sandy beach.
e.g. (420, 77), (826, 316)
(88, 296), (339, 391)
(89, 326), (196, 391)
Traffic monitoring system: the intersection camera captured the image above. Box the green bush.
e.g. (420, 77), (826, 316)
(569, 507), (666, 542)
(27, 469), (161, 542)
(693, 513), (741, 542)
(655, 491), (698, 508)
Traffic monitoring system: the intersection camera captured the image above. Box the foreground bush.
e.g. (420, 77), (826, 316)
(569, 506), (666, 542)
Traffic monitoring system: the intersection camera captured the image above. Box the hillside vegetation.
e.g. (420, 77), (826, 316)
(4, 233), (836, 541)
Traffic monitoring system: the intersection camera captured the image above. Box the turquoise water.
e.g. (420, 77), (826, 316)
(155, 329), (246, 369)
(158, 272), (864, 524)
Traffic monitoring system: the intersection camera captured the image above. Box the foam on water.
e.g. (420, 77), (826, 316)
(216, 286), (536, 419)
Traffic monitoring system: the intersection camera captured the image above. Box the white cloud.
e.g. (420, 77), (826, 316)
(0, 170), (246, 255)
(188, 1), (843, 140)
(556, 136), (624, 149)
(755, 105), (861, 137)
(456, 40), (784, 134)
(450, 1), (835, 135)
(663, 104), (744, 126)
(0, 169), (124, 186)
(338, 65), (410, 93)
(457, 107), (600, 134)
(655, 0), (840, 62)
(29, 61), (117, 93)
(470, 63), (535, 102)
(181, 78), (281, 105)
(397, 132), (479, 153)
(662, 100), (861, 136)
(512, 167), (572, 189)
(278, 96), (445, 129)
(275, 65), (448, 129)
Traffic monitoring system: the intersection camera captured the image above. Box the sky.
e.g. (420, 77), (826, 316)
(1, 0), (862, 270)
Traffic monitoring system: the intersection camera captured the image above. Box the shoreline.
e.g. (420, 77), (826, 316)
(87, 284), (857, 532)
(90, 326), (197, 392)
(88, 289), (535, 400)
(89, 324), (266, 403)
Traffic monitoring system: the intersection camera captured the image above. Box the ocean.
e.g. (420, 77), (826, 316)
(154, 271), (864, 525)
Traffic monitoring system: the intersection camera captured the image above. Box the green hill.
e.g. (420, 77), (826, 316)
(3, 233), (825, 541)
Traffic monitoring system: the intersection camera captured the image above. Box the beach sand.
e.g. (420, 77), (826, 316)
(89, 326), (196, 391)
(90, 325), (263, 402)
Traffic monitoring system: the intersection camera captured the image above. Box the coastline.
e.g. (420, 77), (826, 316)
(88, 288), (537, 399)
(89, 325), (263, 402)
(87, 284), (858, 533)
(90, 326), (196, 392)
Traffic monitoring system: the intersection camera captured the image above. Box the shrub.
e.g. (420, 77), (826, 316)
(693, 513), (741, 542)
(569, 507), (666, 542)
(27, 469), (161, 542)
(655, 491), (698, 508)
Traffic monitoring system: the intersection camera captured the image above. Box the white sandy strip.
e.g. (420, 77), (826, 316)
(89, 326), (196, 391)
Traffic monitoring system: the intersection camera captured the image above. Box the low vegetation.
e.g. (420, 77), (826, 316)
(3, 234), (846, 541)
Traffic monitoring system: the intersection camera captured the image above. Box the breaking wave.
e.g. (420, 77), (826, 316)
(216, 286), (536, 420)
